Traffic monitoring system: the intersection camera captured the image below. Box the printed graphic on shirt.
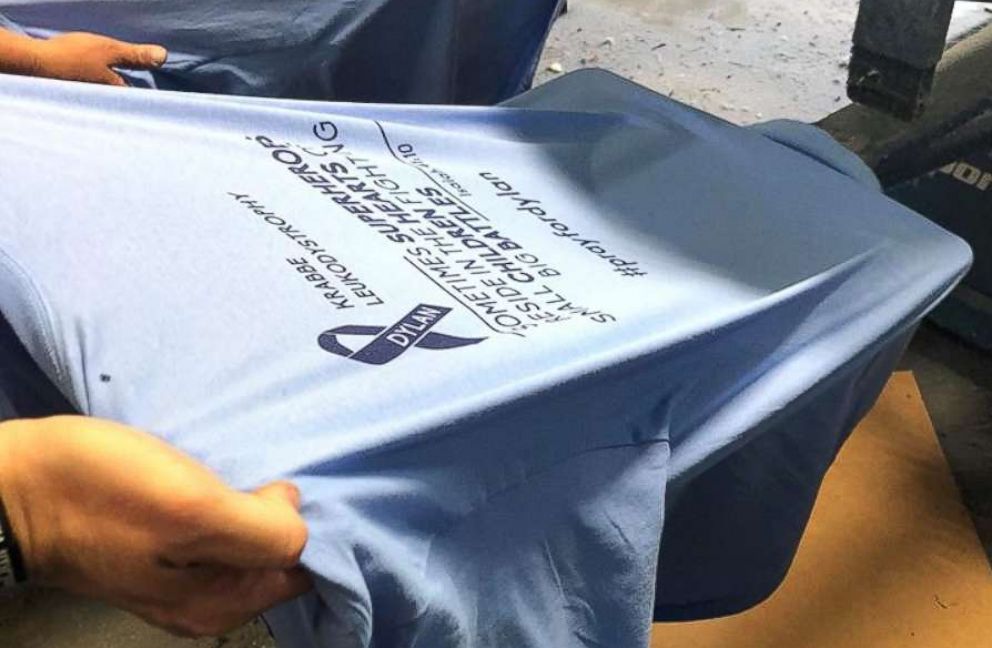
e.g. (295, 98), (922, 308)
(318, 304), (485, 365)
(234, 117), (635, 342)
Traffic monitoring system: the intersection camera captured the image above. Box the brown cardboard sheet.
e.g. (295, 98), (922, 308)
(652, 372), (992, 647)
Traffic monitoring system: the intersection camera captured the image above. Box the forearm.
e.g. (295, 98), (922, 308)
(0, 28), (41, 76)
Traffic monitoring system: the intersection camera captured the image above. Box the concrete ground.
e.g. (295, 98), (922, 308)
(537, 0), (990, 123)
(5, 1), (991, 646)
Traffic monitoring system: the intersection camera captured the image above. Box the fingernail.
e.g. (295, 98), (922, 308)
(284, 482), (302, 509)
(146, 45), (168, 66)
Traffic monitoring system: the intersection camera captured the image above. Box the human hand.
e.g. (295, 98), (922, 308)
(0, 415), (311, 638)
(27, 32), (167, 86)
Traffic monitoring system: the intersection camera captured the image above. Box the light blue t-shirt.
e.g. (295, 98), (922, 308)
(0, 70), (972, 647)
(0, 0), (562, 104)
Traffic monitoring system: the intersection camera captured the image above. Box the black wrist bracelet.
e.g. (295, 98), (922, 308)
(0, 496), (28, 589)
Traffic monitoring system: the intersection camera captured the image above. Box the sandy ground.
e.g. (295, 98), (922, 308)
(5, 2), (990, 647)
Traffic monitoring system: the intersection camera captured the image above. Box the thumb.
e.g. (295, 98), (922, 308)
(190, 481), (309, 569)
(110, 43), (168, 70)
(256, 481), (303, 511)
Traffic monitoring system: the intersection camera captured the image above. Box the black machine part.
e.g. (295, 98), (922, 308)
(848, 0), (992, 122)
(824, 18), (992, 186)
(849, 0), (958, 121)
